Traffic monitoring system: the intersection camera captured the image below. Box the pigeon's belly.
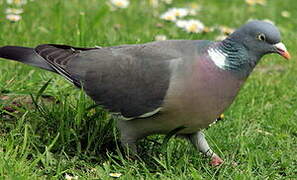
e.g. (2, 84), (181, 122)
(161, 59), (244, 133)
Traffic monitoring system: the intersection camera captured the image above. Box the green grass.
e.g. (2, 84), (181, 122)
(0, 0), (297, 179)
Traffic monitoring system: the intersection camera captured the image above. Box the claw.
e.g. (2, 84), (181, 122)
(210, 155), (223, 166)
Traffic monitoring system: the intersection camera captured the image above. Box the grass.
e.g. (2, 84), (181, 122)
(0, 0), (297, 179)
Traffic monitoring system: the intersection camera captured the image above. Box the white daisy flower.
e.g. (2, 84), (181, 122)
(65, 174), (78, 180)
(176, 19), (205, 33)
(202, 26), (214, 33)
(160, 11), (177, 21)
(176, 20), (188, 28)
(281, 11), (290, 18)
(6, 0), (27, 6)
(109, 173), (122, 178)
(160, 7), (194, 22)
(155, 34), (167, 41)
(6, 14), (22, 22)
(218, 26), (235, 35)
(5, 8), (23, 14)
(110, 0), (130, 9)
(167, 8), (189, 18)
(185, 20), (205, 33)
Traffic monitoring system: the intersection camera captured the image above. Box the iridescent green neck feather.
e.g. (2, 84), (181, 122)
(214, 39), (260, 79)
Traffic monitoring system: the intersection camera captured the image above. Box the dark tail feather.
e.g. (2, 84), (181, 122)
(0, 46), (54, 72)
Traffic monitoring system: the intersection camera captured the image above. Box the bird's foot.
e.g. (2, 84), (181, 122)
(210, 155), (223, 166)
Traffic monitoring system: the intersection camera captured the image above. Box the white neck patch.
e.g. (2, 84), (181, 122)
(207, 48), (228, 69)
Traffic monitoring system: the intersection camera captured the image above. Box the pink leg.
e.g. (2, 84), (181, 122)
(189, 131), (223, 166)
(210, 154), (224, 166)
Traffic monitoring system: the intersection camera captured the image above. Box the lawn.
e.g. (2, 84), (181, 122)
(0, 0), (296, 179)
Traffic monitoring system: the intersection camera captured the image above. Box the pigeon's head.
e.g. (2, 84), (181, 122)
(228, 20), (290, 60)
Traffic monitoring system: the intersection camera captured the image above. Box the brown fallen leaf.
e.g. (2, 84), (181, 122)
(1, 94), (58, 115)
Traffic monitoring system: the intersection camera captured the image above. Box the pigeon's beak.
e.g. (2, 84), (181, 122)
(274, 42), (291, 60)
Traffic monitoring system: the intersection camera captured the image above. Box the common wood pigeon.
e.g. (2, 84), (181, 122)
(0, 20), (290, 165)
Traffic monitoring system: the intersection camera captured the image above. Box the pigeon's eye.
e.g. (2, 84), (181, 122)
(257, 33), (266, 41)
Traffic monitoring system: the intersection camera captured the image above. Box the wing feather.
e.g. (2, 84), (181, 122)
(35, 44), (99, 87)
(33, 41), (198, 118)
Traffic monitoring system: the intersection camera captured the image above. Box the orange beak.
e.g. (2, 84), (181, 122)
(274, 42), (291, 60)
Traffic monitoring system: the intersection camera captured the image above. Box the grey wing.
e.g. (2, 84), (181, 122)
(34, 42), (187, 118)
(35, 44), (99, 87)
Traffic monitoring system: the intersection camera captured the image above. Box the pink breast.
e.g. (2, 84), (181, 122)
(162, 57), (244, 131)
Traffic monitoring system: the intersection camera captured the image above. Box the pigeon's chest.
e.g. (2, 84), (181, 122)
(162, 58), (244, 131)
(189, 61), (243, 116)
